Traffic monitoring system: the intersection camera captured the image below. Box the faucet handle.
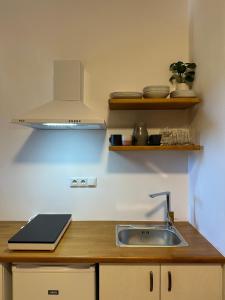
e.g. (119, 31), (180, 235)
(168, 211), (174, 223)
(169, 211), (174, 223)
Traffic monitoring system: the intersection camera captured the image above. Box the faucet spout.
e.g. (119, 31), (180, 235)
(149, 191), (174, 227)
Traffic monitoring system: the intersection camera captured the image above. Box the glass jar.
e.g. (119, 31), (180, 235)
(132, 122), (148, 145)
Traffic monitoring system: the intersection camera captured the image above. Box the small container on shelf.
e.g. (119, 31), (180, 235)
(122, 134), (132, 146)
(109, 134), (123, 146)
(148, 134), (162, 146)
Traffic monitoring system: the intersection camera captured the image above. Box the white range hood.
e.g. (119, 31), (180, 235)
(12, 60), (106, 130)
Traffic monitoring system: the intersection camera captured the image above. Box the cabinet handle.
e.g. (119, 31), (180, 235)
(150, 271), (154, 292)
(168, 271), (172, 292)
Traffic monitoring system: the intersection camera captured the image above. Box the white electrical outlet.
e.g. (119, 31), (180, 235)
(70, 177), (97, 188)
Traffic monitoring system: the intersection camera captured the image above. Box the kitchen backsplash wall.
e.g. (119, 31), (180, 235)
(0, 0), (189, 220)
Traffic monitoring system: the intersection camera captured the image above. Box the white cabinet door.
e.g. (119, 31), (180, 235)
(161, 264), (222, 300)
(100, 264), (160, 300)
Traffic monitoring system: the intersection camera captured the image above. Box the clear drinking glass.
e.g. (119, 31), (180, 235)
(160, 128), (173, 145)
(160, 128), (191, 145)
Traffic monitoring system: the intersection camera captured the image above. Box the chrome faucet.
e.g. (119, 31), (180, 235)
(149, 191), (174, 227)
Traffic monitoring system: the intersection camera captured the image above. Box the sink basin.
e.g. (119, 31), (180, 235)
(116, 224), (188, 247)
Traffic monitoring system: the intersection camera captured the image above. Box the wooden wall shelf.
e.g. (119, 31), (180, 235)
(109, 145), (203, 151)
(109, 98), (200, 110)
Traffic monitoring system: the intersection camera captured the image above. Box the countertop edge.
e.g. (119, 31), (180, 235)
(0, 257), (224, 264)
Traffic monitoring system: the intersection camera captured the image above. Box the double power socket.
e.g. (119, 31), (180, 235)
(70, 177), (97, 188)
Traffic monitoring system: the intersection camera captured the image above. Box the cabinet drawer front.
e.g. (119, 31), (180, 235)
(100, 264), (160, 300)
(161, 264), (222, 300)
(13, 271), (95, 300)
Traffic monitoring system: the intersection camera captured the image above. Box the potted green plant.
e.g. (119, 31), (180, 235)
(169, 61), (196, 90)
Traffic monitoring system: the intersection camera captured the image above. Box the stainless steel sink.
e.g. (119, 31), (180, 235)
(116, 224), (188, 247)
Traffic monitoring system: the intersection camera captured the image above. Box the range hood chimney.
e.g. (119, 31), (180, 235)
(12, 60), (106, 130)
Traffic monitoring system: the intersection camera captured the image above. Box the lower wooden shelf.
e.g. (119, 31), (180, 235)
(109, 145), (203, 151)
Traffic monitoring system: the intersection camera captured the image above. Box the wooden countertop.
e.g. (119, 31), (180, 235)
(0, 221), (224, 264)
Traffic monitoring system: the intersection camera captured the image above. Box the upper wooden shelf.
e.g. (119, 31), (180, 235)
(108, 98), (201, 110)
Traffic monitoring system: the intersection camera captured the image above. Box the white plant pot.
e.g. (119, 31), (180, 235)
(176, 83), (190, 91)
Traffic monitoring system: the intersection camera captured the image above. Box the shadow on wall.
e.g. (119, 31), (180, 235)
(13, 130), (106, 164)
(145, 201), (166, 219)
(188, 101), (216, 145)
(107, 151), (188, 174)
(13, 127), (188, 176)
(106, 108), (189, 175)
(107, 110), (189, 129)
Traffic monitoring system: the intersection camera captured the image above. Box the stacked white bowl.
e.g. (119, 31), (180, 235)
(110, 92), (143, 99)
(143, 85), (170, 98)
(170, 90), (196, 98)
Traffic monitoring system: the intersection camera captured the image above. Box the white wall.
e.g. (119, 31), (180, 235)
(189, 0), (225, 254)
(0, 0), (189, 221)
